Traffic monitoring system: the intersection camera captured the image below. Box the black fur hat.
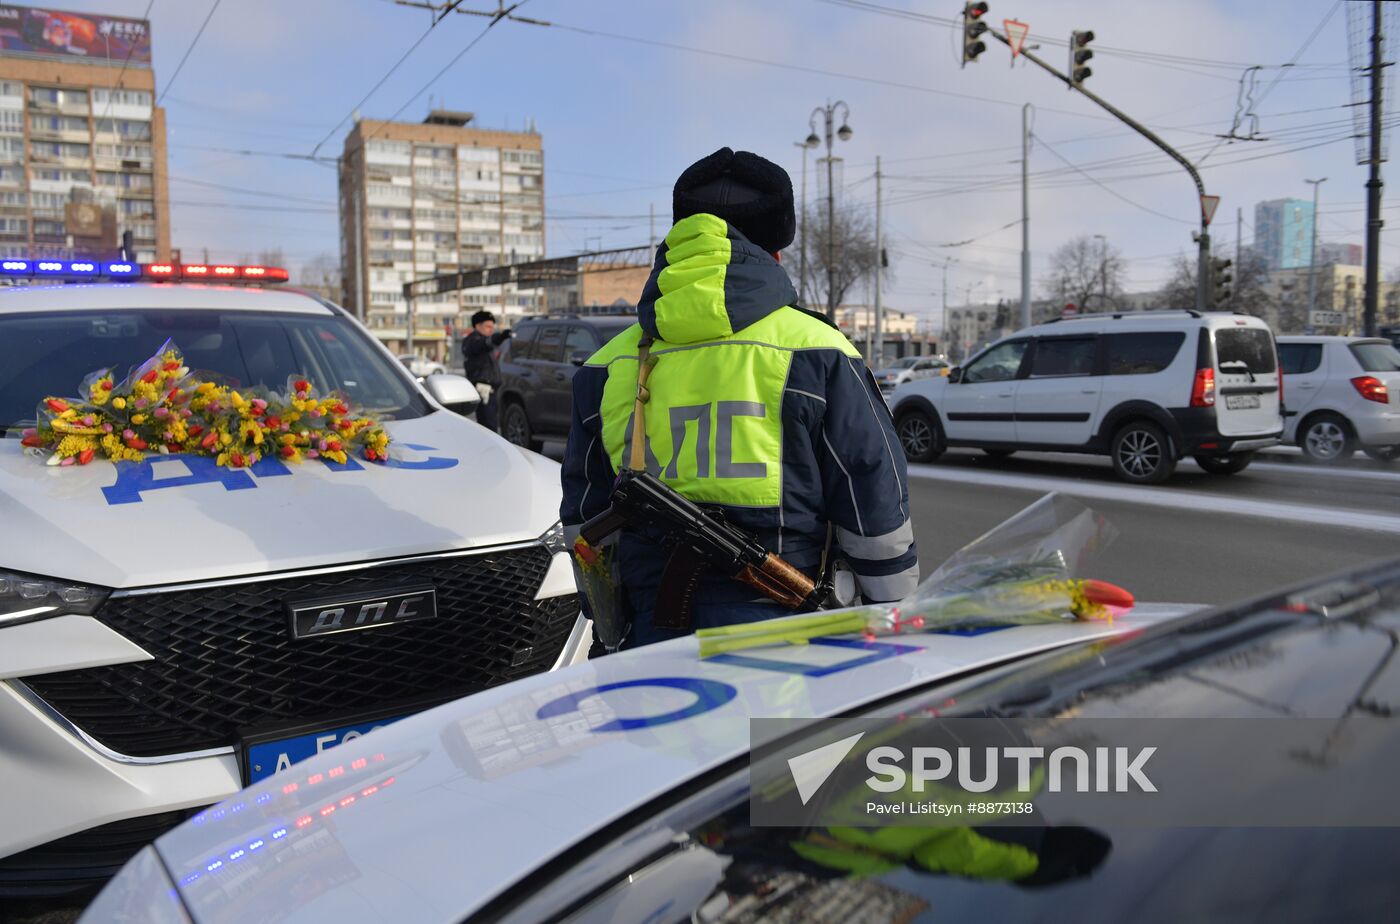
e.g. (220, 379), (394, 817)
(673, 147), (796, 254)
(470, 310), (496, 327)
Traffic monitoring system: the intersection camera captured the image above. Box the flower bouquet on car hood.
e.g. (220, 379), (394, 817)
(697, 493), (1134, 658)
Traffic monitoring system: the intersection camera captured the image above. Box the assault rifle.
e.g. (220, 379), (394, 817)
(577, 468), (830, 629)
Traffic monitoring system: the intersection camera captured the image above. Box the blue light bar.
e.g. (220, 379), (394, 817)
(0, 259), (28, 274)
(69, 261), (98, 275)
(34, 260), (65, 274)
(104, 262), (138, 276)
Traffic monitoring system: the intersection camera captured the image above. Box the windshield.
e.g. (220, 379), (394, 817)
(1350, 341), (1400, 372)
(0, 308), (429, 430)
(1213, 327), (1277, 374)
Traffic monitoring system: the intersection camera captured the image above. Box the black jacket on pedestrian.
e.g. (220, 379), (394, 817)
(462, 329), (508, 386)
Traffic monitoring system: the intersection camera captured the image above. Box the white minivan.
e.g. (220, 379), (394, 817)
(891, 310), (1283, 483)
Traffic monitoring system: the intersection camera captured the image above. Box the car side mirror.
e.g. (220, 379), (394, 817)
(570, 350), (591, 367)
(423, 373), (480, 410)
(948, 366), (963, 384)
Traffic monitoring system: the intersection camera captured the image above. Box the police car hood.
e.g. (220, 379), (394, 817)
(637, 213), (798, 344)
(0, 411), (561, 589)
(119, 605), (1196, 924)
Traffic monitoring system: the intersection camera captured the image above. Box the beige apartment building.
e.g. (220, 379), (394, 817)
(0, 54), (169, 263)
(338, 111), (545, 357)
(1264, 263), (1400, 333)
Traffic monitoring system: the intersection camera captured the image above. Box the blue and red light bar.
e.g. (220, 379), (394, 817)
(0, 259), (288, 283)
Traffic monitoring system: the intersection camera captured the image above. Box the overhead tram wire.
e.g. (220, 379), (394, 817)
(308, 0), (473, 159)
(1031, 134), (1201, 225)
(96, 0), (155, 127)
(156, 0), (221, 105)
(346, 4), (526, 160)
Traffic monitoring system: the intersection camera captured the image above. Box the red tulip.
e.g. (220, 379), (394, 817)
(78, 448), (95, 465)
(45, 398), (69, 413)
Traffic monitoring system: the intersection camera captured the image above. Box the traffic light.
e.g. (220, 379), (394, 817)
(962, 2), (989, 66)
(1210, 257), (1233, 307)
(1069, 29), (1094, 88)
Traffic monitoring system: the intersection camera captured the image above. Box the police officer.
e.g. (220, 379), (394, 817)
(561, 147), (917, 648)
(462, 310), (509, 432)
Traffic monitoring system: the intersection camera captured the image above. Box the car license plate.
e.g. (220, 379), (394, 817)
(243, 715), (406, 784)
(1225, 394), (1261, 410)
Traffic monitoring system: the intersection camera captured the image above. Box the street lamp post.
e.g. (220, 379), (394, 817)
(793, 138), (817, 305)
(1305, 177), (1327, 325)
(806, 101), (852, 321)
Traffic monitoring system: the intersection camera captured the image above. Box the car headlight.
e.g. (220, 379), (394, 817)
(0, 570), (109, 628)
(539, 520), (569, 556)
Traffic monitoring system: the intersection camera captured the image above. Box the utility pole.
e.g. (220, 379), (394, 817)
(1365, 0), (1385, 337)
(1306, 177), (1327, 321)
(793, 139), (815, 304)
(1020, 103), (1031, 328)
(940, 257), (956, 345)
(1234, 206), (1243, 313)
(872, 156), (883, 366)
(648, 203), (656, 252)
(806, 101), (853, 320)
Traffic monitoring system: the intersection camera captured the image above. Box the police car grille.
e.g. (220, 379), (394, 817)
(25, 547), (580, 758)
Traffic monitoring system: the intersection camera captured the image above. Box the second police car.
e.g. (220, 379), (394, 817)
(0, 259), (587, 897)
(84, 556), (1400, 924)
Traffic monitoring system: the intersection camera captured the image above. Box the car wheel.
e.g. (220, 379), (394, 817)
(1110, 421), (1175, 484)
(981, 448), (1016, 459)
(1299, 413), (1355, 464)
(1363, 445), (1400, 463)
(1193, 451), (1254, 475)
(502, 402), (543, 453)
(895, 408), (945, 463)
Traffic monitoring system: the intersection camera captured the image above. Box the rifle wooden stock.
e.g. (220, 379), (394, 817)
(736, 554), (819, 610)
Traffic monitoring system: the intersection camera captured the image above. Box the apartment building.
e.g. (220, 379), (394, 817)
(0, 6), (169, 262)
(339, 111), (545, 357)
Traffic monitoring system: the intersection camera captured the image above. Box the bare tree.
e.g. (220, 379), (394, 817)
(1161, 248), (1279, 324)
(1042, 235), (1125, 312)
(783, 205), (886, 317)
(297, 252), (342, 301)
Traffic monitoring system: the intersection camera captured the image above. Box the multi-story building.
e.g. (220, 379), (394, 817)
(1254, 198), (1314, 271)
(338, 111), (545, 358)
(1320, 241), (1363, 266)
(0, 8), (168, 263)
(1262, 263), (1400, 333)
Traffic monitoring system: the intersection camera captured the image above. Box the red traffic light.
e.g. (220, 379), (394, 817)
(968, 1), (988, 17)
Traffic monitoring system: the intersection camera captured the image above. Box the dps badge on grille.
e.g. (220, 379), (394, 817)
(287, 586), (438, 640)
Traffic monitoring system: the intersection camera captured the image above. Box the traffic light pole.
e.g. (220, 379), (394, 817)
(990, 33), (1210, 311)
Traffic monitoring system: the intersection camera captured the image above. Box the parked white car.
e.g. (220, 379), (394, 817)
(1277, 336), (1400, 463)
(0, 265), (587, 899)
(397, 354), (447, 379)
(891, 310), (1283, 483)
(873, 355), (948, 393)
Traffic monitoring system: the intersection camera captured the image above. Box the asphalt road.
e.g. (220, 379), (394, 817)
(903, 448), (1399, 607)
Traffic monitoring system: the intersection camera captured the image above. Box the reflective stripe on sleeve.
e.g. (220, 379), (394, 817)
(856, 564), (920, 604)
(836, 520), (914, 562)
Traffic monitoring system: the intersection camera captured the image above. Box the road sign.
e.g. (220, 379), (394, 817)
(1062, 302), (1079, 317)
(1004, 19), (1030, 57)
(1310, 310), (1346, 328)
(1200, 194), (1221, 225)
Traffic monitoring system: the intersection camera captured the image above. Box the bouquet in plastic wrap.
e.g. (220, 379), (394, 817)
(697, 493), (1134, 658)
(17, 340), (390, 469)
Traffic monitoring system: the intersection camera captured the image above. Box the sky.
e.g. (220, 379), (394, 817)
(40, 0), (1388, 329)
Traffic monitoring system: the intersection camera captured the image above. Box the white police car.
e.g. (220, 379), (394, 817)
(0, 260), (587, 898)
(81, 599), (1195, 924)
